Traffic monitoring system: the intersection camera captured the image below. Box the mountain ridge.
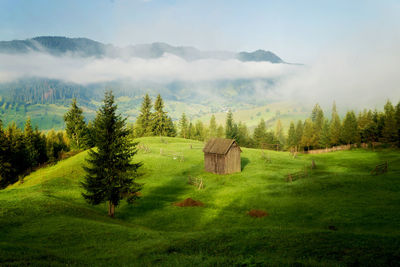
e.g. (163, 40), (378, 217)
(0, 36), (284, 63)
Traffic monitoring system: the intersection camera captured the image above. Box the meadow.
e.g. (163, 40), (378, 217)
(0, 137), (399, 266)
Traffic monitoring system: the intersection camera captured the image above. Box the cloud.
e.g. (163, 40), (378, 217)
(0, 52), (297, 84)
(0, 24), (399, 111)
(266, 29), (400, 109)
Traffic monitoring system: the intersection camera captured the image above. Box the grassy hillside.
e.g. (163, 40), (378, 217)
(1, 137), (400, 266)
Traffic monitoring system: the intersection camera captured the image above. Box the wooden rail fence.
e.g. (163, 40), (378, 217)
(160, 148), (184, 162)
(371, 161), (388, 175)
(286, 169), (308, 182)
(188, 175), (204, 189)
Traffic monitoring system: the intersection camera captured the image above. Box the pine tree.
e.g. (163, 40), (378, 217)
(287, 121), (296, 149)
(382, 100), (398, 144)
(395, 101), (400, 147)
(311, 103), (324, 147)
(341, 111), (358, 144)
(301, 119), (314, 150)
(188, 122), (195, 139)
(330, 102), (341, 145)
(193, 120), (205, 141)
(253, 119), (266, 148)
(208, 115), (217, 138)
(6, 122), (27, 180)
(24, 117), (39, 168)
(275, 119), (285, 146)
(135, 94), (153, 137)
(0, 119), (12, 188)
(179, 113), (188, 138)
(165, 117), (176, 137)
(225, 110), (238, 139)
(216, 125), (224, 138)
(236, 122), (250, 147)
(295, 120), (303, 151)
(64, 98), (89, 150)
(319, 119), (331, 148)
(152, 94), (174, 136)
(81, 91), (142, 218)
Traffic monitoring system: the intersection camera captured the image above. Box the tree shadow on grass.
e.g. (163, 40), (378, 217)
(117, 164), (205, 221)
(241, 157), (250, 171)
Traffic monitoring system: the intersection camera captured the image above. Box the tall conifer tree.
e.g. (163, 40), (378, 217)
(225, 110), (238, 139)
(287, 121), (296, 149)
(330, 101), (341, 145)
(179, 113), (188, 138)
(253, 119), (267, 148)
(135, 94), (153, 137)
(295, 120), (304, 150)
(341, 111), (358, 144)
(382, 100), (398, 143)
(24, 117), (39, 168)
(82, 91), (142, 218)
(64, 98), (89, 150)
(209, 115), (217, 138)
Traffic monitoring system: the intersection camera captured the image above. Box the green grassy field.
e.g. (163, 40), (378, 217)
(1, 137), (400, 266)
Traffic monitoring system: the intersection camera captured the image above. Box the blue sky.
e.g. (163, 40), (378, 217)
(0, 0), (399, 62)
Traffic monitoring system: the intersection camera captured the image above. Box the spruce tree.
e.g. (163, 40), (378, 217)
(216, 125), (224, 138)
(275, 119), (285, 146)
(253, 119), (267, 148)
(330, 102), (341, 145)
(382, 100), (398, 144)
(236, 122), (250, 147)
(295, 120), (304, 150)
(311, 103), (324, 147)
(64, 98), (89, 150)
(225, 110), (238, 140)
(179, 113), (188, 138)
(209, 115), (217, 138)
(287, 121), (296, 149)
(135, 94), (153, 137)
(152, 94), (174, 136)
(0, 119), (12, 188)
(319, 119), (331, 148)
(301, 119), (314, 150)
(194, 120), (205, 141)
(395, 101), (400, 147)
(341, 111), (358, 144)
(24, 117), (39, 168)
(81, 91), (142, 218)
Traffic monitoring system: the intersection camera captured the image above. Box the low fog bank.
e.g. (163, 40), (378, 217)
(0, 52), (295, 84)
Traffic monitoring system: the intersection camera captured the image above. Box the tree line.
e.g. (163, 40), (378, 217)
(175, 100), (400, 150)
(0, 118), (69, 188)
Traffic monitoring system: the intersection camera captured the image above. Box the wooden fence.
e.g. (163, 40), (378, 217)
(137, 144), (151, 153)
(188, 175), (204, 189)
(286, 169), (308, 182)
(371, 161), (388, 175)
(303, 144), (356, 154)
(160, 148), (184, 162)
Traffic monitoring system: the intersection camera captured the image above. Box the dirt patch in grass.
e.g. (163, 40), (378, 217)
(247, 209), (268, 218)
(174, 198), (204, 207)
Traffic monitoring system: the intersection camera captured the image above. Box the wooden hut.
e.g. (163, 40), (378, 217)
(203, 138), (242, 174)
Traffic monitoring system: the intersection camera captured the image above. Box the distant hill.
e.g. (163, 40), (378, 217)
(0, 36), (284, 63)
(237, 50), (284, 63)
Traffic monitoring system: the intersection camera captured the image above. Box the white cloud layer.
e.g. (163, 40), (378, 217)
(0, 53), (296, 84)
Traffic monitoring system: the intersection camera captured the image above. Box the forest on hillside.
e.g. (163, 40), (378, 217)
(1, 90), (399, 189)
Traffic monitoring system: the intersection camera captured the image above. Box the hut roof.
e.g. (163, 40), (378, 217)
(203, 138), (241, 155)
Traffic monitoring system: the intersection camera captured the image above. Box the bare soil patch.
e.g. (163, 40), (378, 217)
(174, 198), (204, 207)
(247, 209), (268, 218)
